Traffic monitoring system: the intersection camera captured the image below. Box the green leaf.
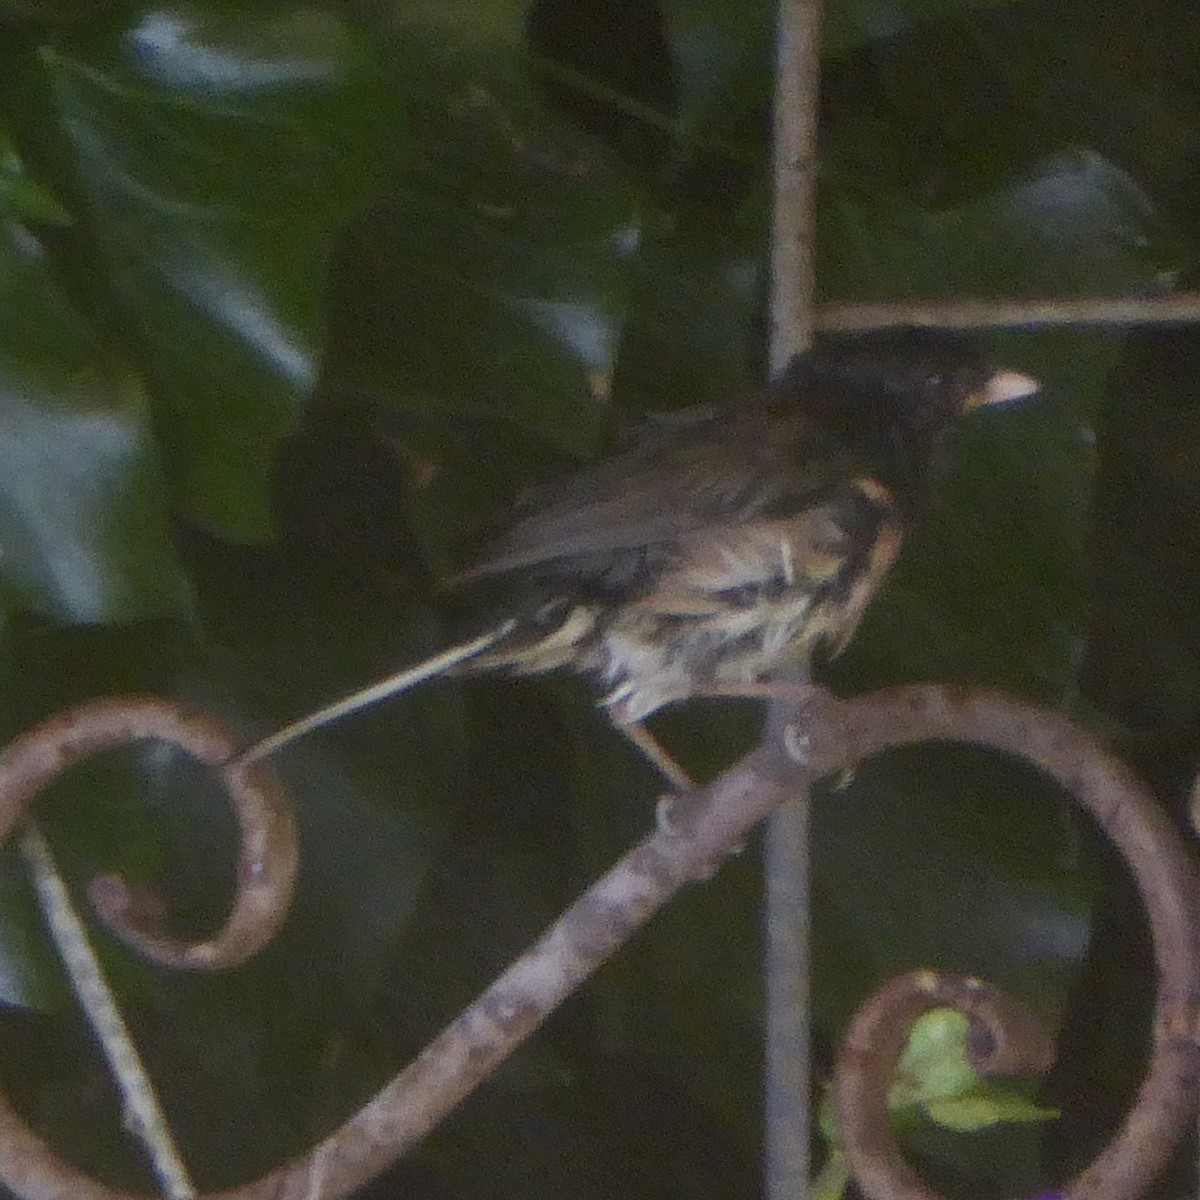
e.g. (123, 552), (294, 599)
(819, 150), (1181, 301)
(323, 33), (639, 464)
(658, 0), (770, 167)
(38, 3), (386, 541)
(811, 744), (1099, 1038)
(823, 0), (1038, 53)
(390, 0), (529, 49)
(0, 0), (114, 18)
(0, 222), (188, 622)
(924, 1087), (1059, 1133)
(612, 224), (762, 411)
(0, 125), (70, 224)
(893, 1009), (979, 1107)
(892, 1009), (1057, 1133)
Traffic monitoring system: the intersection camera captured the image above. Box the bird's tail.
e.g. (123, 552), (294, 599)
(233, 619), (517, 766)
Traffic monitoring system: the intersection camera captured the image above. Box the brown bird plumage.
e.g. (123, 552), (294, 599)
(238, 328), (1038, 770)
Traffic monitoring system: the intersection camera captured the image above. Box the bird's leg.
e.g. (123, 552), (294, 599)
(616, 721), (740, 880)
(612, 684), (820, 796)
(697, 680), (822, 705)
(607, 720), (698, 837)
(617, 721), (695, 793)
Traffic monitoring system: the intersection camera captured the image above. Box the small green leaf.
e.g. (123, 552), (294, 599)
(891, 1009), (1057, 1134)
(925, 1088), (1059, 1133)
(892, 1008), (979, 1107)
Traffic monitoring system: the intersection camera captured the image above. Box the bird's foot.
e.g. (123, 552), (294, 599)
(655, 792), (743, 881)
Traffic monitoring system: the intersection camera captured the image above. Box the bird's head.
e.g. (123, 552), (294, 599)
(779, 327), (1039, 505)
(803, 326), (1037, 427)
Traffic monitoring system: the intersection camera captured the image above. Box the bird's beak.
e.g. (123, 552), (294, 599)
(968, 369), (1041, 409)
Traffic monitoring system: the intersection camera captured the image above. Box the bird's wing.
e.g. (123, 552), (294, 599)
(460, 402), (861, 581)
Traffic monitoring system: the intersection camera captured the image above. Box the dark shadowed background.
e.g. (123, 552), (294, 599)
(0, 0), (1198, 1195)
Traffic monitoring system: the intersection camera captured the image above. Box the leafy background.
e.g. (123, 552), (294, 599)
(0, 0), (1198, 1195)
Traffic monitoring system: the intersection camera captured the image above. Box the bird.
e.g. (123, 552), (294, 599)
(234, 328), (1038, 785)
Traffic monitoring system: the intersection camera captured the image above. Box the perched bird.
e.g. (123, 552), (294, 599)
(237, 329), (1038, 782)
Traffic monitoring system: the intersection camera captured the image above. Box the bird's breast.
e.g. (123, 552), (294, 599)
(592, 592), (836, 724)
(587, 494), (902, 723)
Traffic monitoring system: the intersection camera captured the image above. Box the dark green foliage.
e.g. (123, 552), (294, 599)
(0, 0), (1197, 1194)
